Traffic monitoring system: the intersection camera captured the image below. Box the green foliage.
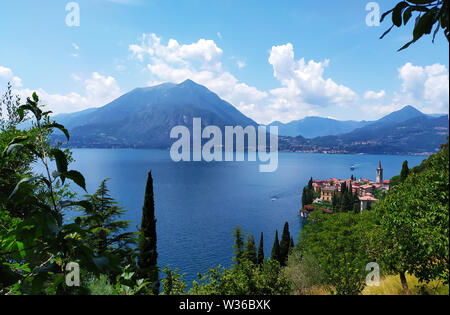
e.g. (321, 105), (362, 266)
(279, 222), (291, 266)
(0, 91), (119, 295)
(257, 232), (264, 265)
(301, 186), (314, 208)
(243, 235), (257, 265)
(86, 274), (115, 295)
(78, 179), (136, 263)
(161, 266), (187, 295)
(380, 0), (449, 51)
(0, 82), (22, 130)
(232, 226), (245, 264)
(298, 211), (377, 295)
(284, 247), (325, 294)
(137, 171), (159, 294)
(271, 230), (281, 263)
(400, 160), (410, 182)
(190, 259), (291, 295)
(375, 141), (449, 287)
(112, 265), (151, 295)
(160, 227), (292, 295)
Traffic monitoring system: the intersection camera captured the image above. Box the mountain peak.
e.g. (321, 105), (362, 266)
(399, 105), (423, 113)
(179, 79), (199, 86)
(376, 105), (424, 125)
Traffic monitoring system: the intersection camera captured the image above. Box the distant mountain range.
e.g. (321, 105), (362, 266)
(52, 79), (449, 154)
(278, 106), (449, 154)
(270, 105), (444, 138)
(269, 118), (370, 138)
(54, 79), (256, 149)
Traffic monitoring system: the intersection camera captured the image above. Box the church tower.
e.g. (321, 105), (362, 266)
(376, 161), (383, 184)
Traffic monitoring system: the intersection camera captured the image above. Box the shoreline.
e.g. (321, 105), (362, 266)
(61, 146), (433, 157)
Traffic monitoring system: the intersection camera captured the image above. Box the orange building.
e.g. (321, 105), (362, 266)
(321, 186), (336, 201)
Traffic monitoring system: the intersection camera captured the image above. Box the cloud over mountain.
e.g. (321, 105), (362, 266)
(129, 33), (268, 122)
(267, 43), (358, 121)
(2, 34), (448, 124)
(15, 72), (122, 115)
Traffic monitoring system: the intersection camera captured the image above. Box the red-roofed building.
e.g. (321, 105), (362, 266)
(360, 195), (379, 211)
(305, 162), (390, 209)
(300, 205), (334, 218)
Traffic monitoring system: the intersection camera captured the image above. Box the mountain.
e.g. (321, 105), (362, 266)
(53, 79), (257, 148)
(374, 105), (425, 126)
(52, 80), (449, 154)
(269, 117), (370, 138)
(279, 108), (449, 155)
(270, 105), (427, 138)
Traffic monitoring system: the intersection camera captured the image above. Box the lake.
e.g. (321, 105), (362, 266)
(63, 149), (426, 285)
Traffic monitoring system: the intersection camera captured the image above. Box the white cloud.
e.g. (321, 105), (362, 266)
(364, 90), (386, 100)
(0, 66), (23, 87)
(264, 43), (358, 123)
(395, 62), (449, 114)
(130, 37), (448, 123)
(129, 33), (268, 121)
(360, 62), (449, 118)
(71, 73), (82, 81)
(12, 72), (122, 115)
(237, 60), (246, 69)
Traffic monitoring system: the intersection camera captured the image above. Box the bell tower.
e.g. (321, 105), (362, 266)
(376, 161), (383, 184)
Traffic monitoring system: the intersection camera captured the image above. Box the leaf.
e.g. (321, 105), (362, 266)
(3, 143), (22, 157)
(398, 9), (437, 51)
(8, 177), (40, 199)
(49, 149), (68, 183)
(21, 101), (43, 121)
(60, 200), (93, 213)
(432, 20), (441, 42)
(26, 97), (37, 107)
(1, 136), (31, 160)
(32, 92), (39, 103)
(403, 6), (413, 25)
(17, 104), (34, 122)
(44, 122), (70, 141)
(392, 2), (409, 27)
(65, 170), (87, 191)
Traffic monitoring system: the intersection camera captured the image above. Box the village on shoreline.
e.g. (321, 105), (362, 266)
(300, 162), (391, 217)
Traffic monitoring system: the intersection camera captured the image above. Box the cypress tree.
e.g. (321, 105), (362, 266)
(232, 226), (244, 264)
(308, 177), (313, 190)
(271, 230), (281, 263)
(138, 171), (159, 294)
(279, 222), (291, 266)
(400, 160), (409, 182)
(257, 232), (264, 265)
(332, 194), (338, 211)
(341, 190), (352, 212)
(308, 189), (314, 204)
(244, 235), (257, 264)
(341, 182), (347, 194)
(301, 187), (307, 208)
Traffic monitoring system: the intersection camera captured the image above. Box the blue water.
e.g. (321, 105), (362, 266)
(60, 149), (426, 284)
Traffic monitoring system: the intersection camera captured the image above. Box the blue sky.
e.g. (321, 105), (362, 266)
(0, 0), (448, 124)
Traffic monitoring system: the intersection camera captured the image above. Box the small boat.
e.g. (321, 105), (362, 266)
(350, 165), (355, 171)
